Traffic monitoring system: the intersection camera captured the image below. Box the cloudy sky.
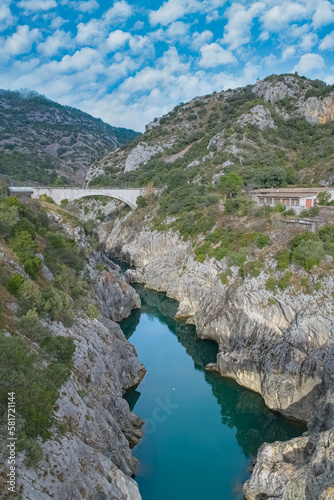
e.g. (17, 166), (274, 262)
(1, 0), (334, 131)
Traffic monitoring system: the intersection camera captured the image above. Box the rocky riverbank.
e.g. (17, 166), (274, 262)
(100, 214), (334, 499)
(0, 205), (145, 500)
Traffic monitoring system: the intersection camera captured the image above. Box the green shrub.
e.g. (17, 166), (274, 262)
(43, 286), (72, 321)
(24, 257), (41, 279)
(12, 218), (36, 239)
(265, 277), (276, 292)
(0, 203), (18, 237)
(19, 280), (43, 314)
(300, 276), (312, 294)
(39, 195), (55, 204)
(20, 309), (47, 342)
(256, 233), (271, 249)
(241, 260), (263, 278)
(277, 271), (292, 290)
(267, 297), (276, 306)
(290, 231), (318, 250)
(276, 251), (290, 271)
(317, 192), (331, 205)
(136, 195), (147, 208)
(226, 251), (247, 268)
(11, 230), (37, 262)
(0, 332), (71, 459)
(87, 303), (99, 319)
(60, 199), (69, 207)
(300, 206), (320, 217)
(23, 439), (43, 468)
(219, 172), (243, 197)
(195, 253), (206, 263)
(284, 208), (296, 216)
(7, 273), (25, 295)
(220, 274), (229, 285)
(291, 240), (326, 270)
(40, 335), (75, 364)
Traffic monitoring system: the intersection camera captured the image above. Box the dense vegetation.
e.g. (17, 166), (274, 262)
(0, 188), (95, 466)
(0, 89), (139, 185)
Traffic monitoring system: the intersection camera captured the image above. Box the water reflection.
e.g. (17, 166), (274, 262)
(122, 284), (305, 461)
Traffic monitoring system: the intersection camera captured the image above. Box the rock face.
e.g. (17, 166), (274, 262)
(16, 315), (145, 500)
(0, 210), (145, 500)
(94, 266), (141, 322)
(99, 216), (334, 499)
(243, 429), (334, 500)
(300, 94), (334, 124)
(237, 105), (277, 129)
(125, 142), (164, 172)
(252, 76), (301, 102)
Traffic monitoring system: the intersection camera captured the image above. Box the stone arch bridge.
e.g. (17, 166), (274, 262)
(9, 186), (159, 209)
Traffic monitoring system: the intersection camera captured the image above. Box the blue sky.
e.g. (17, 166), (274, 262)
(1, 0), (334, 131)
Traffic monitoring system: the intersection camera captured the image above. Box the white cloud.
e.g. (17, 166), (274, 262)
(4, 25), (40, 56)
(293, 53), (325, 75)
(281, 46), (296, 61)
(106, 29), (131, 52)
(119, 47), (190, 94)
(73, 0), (99, 13)
(38, 29), (73, 57)
(319, 31), (334, 51)
(312, 1), (334, 29)
(104, 0), (132, 23)
(18, 0), (57, 13)
(300, 32), (318, 51)
(128, 34), (155, 57)
(199, 43), (236, 68)
(149, 0), (226, 27)
(50, 16), (69, 29)
(75, 1), (132, 45)
(222, 2), (265, 50)
(133, 20), (144, 31)
(0, 1), (15, 31)
(54, 47), (101, 72)
(261, 2), (311, 32)
(76, 19), (103, 44)
(191, 30), (213, 50)
(206, 10), (219, 23)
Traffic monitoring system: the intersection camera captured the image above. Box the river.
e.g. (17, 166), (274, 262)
(120, 284), (305, 500)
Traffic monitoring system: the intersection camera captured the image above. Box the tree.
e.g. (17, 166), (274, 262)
(87, 303), (99, 319)
(317, 191), (331, 206)
(219, 172), (243, 197)
(24, 257), (42, 280)
(136, 195), (147, 208)
(253, 166), (287, 188)
(11, 231), (37, 262)
(0, 204), (18, 237)
(7, 274), (25, 295)
(19, 280), (43, 311)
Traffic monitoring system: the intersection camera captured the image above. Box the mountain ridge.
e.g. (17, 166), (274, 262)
(87, 73), (334, 189)
(0, 89), (139, 185)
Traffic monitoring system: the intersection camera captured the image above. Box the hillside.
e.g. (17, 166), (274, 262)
(0, 90), (139, 185)
(88, 73), (334, 190)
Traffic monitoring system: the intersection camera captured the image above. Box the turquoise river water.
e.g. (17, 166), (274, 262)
(120, 284), (305, 500)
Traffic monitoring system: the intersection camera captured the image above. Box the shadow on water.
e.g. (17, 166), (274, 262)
(120, 285), (306, 500)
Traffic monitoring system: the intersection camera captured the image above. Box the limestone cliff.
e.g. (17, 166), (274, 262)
(0, 205), (145, 500)
(99, 215), (334, 499)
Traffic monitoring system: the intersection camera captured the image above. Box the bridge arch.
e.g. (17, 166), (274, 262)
(10, 187), (154, 209)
